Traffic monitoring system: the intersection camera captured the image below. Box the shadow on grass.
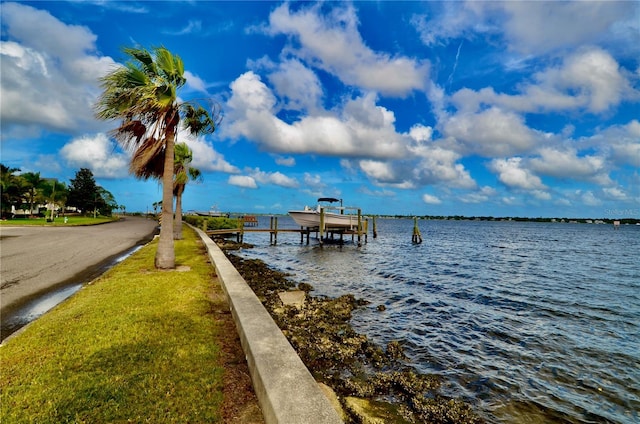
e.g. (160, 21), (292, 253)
(26, 312), (222, 424)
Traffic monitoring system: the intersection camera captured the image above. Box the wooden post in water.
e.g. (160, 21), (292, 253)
(319, 207), (325, 246)
(269, 216), (274, 244)
(364, 218), (368, 243)
(269, 216), (279, 245)
(274, 216), (278, 245)
(372, 216), (378, 238)
(237, 217), (244, 243)
(412, 216), (423, 244)
(357, 208), (362, 247)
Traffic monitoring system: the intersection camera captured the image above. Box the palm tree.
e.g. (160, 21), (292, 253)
(1, 164), (22, 218)
(41, 179), (68, 222)
(94, 46), (217, 269)
(22, 172), (44, 216)
(173, 142), (202, 240)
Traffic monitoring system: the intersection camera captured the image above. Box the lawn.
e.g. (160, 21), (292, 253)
(0, 227), (227, 423)
(0, 216), (120, 226)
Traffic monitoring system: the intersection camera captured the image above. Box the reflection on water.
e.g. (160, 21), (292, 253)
(238, 217), (640, 424)
(1, 284), (83, 338)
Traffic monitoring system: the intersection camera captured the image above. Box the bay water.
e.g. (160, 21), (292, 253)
(236, 217), (639, 423)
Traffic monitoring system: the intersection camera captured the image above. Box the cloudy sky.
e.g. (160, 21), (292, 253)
(1, 1), (638, 218)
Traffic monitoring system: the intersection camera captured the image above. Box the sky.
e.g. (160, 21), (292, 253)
(1, 1), (639, 218)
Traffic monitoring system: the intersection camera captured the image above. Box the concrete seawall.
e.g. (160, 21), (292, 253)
(194, 227), (343, 424)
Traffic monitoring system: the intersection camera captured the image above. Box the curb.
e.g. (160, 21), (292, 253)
(194, 227), (343, 424)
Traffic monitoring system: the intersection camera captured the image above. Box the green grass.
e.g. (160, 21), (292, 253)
(0, 216), (119, 226)
(0, 227), (224, 423)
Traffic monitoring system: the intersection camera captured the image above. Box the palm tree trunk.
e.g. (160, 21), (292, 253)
(174, 185), (184, 240)
(155, 111), (178, 269)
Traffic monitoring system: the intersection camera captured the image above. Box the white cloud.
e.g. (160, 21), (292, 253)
(450, 48), (636, 116)
(358, 160), (396, 183)
(422, 194), (442, 205)
(529, 147), (611, 185)
(460, 186), (497, 203)
(412, 1), (638, 55)
(498, 1), (637, 55)
(0, 3), (116, 136)
(176, 127), (238, 174)
(443, 107), (538, 157)
(603, 187), (628, 201)
(530, 47), (635, 113)
(183, 137), (239, 174)
(184, 70), (209, 94)
(410, 145), (477, 189)
(60, 133), (129, 178)
(588, 120), (640, 168)
(275, 156), (296, 167)
(301, 172), (329, 197)
(228, 175), (257, 189)
(581, 191), (602, 206)
(250, 168), (299, 188)
(531, 190), (552, 201)
(164, 19), (203, 36)
(502, 196), (520, 206)
(224, 72), (407, 158)
(408, 124), (433, 143)
(267, 59), (323, 112)
(489, 157), (546, 191)
(267, 3), (428, 96)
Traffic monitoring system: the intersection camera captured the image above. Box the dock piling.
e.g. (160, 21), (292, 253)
(412, 217), (423, 244)
(373, 216), (378, 238)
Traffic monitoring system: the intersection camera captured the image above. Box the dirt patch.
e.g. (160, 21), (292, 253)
(208, 278), (264, 423)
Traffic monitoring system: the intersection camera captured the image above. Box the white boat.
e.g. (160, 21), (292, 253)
(289, 198), (361, 229)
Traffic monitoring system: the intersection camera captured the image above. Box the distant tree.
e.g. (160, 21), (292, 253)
(94, 45), (220, 269)
(67, 168), (100, 215)
(173, 142), (202, 239)
(1, 164), (24, 218)
(21, 172), (45, 216)
(97, 186), (118, 216)
(41, 179), (68, 221)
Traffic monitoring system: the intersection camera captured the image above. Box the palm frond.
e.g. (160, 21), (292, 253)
(130, 136), (165, 180)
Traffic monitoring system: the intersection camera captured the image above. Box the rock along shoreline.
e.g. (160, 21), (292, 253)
(219, 240), (485, 424)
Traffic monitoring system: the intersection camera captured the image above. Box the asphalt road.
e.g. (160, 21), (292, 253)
(0, 216), (158, 313)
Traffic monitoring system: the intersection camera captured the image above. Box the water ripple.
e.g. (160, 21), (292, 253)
(239, 218), (640, 424)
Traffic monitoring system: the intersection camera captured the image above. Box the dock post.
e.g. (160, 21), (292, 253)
(373, 216), (378, 238)
(273, 216), (278, 245)
(270, 216), (274, 244)
(412, 217), (422, 244)
(364, 218), (368, 243)
(357, 209), (362, 247)
(319, 208), (325, 246)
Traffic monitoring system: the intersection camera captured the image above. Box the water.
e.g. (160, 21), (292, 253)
(236, 217), (640, 423)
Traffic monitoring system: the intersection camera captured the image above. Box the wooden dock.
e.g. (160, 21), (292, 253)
(205, 216), (369, 246)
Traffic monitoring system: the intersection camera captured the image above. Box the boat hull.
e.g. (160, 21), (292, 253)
(288, 210), (359, 229)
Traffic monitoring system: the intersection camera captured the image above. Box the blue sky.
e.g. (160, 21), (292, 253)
(1, 1), (639, 218)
